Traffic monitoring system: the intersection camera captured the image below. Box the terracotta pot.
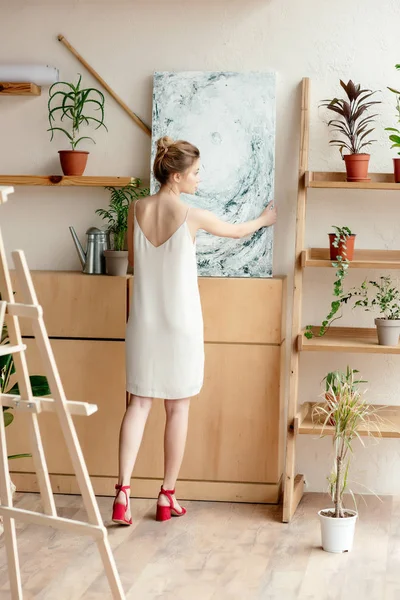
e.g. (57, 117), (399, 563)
(329, 234), (356, 261)
(343, 154), (370, 182)
(58, 150), (89, 176)
(393, 158), (400, 183)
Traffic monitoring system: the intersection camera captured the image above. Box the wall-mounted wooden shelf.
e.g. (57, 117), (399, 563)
(0, 82), (41, 96)
(306, 171), (400, 190)
(0, 176), (138, 187)
(295, 402), (400, 438)
(302, 248), (400, 269)
(299, 327), (400, 354)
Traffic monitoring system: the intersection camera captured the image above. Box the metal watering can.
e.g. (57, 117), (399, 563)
(69, 226), (109, 275)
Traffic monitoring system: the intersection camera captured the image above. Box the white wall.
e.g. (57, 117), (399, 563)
(2, 0), (400, 494)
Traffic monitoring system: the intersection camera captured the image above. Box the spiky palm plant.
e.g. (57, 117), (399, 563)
(96, 182), (149, 251)
(48, 74), (107, 150)
(321, 80), (381, 156)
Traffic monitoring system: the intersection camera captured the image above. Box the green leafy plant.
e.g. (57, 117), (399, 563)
(343, 275), (400, 320)
(48, 74), (107, 150)
(313, 369), (384, 518)
(305, 226), (353, 339)
(96, 182), (149, 251)
(321, 80), (381, 156)
(385, 64), (400, 155)
(1, 304), (50, 460)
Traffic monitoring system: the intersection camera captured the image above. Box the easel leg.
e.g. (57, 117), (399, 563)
(97, 537), (125, 600)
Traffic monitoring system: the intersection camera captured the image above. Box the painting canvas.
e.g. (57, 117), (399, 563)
(151, 71), (276, 277)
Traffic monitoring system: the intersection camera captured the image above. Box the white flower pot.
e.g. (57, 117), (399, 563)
(318, 508), (358, 553)
(104, 250), (128, 277)
(375, 318), (400, 346)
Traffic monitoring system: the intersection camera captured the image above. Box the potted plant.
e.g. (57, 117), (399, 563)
(48, 74), (107, 176)
(1, 307), (50, 534)
(321, 80), (381, 182)
(313, 368), (383, 553)
(96, 181), (149, 276)
(385, 64), (400, 183)
(343, 275), (400, 346)
(305, 226), (354, 339)
(328, 225), (356, 261)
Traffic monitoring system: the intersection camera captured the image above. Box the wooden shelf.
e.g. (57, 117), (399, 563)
(0, 176), (139, 187)
(302, 248), (400, 269)
(295, 402), (400, 438)
(306, 171), (400, 190)
(0, 82), (41, 96)
(299, 327), (400, 354)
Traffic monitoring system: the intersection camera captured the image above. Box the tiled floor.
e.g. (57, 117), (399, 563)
(0, 492), (398, 599)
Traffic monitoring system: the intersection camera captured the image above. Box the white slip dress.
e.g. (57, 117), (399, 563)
(125, 201), (204, 399)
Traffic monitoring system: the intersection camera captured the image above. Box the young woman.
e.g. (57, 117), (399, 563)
(112, 136), (277, 524)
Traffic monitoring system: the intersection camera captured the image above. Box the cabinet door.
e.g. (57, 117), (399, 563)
(134, 343), (281, 483)
(7, 339), (126, 477)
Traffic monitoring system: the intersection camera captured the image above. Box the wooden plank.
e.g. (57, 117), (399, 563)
(294, 402), (311, 435)
(303, 248), (400, 269)
(6, 339), (126, 477)
(299, 326), (400, 354)
(0, 82), (41, 96)
(0, 175), (138, 187)
(298, 402), (400, 437)
(283, 78), (309, 523)
(10, 472), (282, 504)
(135, 343), (283, 484)
(11, 271), (128, 339)
(129, 276), (286, 345)
(307, 170), (400, 190)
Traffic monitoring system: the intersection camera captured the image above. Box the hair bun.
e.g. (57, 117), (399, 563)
(157, 136), (174, 154)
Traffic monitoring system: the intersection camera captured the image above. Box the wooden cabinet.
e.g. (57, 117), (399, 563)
(9, 272), (286, 504)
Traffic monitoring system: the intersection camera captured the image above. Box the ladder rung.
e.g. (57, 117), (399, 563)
(0, 344), (26, 357)
(7, 303), (43, 319)
(1, 394), (98, 416)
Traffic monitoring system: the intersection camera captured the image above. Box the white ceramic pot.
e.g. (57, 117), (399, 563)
(104, 250), (128, 277)
(375, 318), (400, 346)
(318, 508), (358, 553)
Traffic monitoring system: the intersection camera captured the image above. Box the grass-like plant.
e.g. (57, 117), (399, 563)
(313, 369), (384, 518)
(48, 74), (107, 150)
(96, 182), (149, 251)
(321, 80), (381, 156)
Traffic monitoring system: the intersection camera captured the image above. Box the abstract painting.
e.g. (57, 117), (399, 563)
(151, 71), (276, 277)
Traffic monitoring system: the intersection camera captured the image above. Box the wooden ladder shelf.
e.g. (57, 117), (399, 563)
(0, 186), (125, 598)
(282, 79), (400, 523)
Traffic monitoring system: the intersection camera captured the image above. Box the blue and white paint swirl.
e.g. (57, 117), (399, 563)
(151, 71), (276, 278)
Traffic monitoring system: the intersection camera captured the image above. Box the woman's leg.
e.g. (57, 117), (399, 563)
(115, 394), (153, 513)
(159, 397), (191, 510)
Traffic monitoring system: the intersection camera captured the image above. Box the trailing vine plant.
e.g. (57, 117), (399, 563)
(305, 226), (353, 339)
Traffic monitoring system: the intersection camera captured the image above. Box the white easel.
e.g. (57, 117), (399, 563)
(0, 186), (125, 599)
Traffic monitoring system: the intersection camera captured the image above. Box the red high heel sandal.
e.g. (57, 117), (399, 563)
(112, 484), (132, 525)
(156, 487), (187, 522)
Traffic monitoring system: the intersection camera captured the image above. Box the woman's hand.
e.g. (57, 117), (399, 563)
(261, 202), (277, 227)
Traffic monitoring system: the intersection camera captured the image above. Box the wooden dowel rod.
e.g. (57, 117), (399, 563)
(57, 34), (151, 137)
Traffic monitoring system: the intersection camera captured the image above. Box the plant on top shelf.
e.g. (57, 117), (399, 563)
(321, 80), (381, 182)
(96, 181), (149, 276)
(342, 275), (400, 347)
(305, 226), (355, 339)
(48, 74), (107, 177)
(385, 64), (400, 183)
(313, 368), (384, 553)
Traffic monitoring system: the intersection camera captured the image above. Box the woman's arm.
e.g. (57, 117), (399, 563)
(190, 203), (277, 239)
(127, 202), (135, 267)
